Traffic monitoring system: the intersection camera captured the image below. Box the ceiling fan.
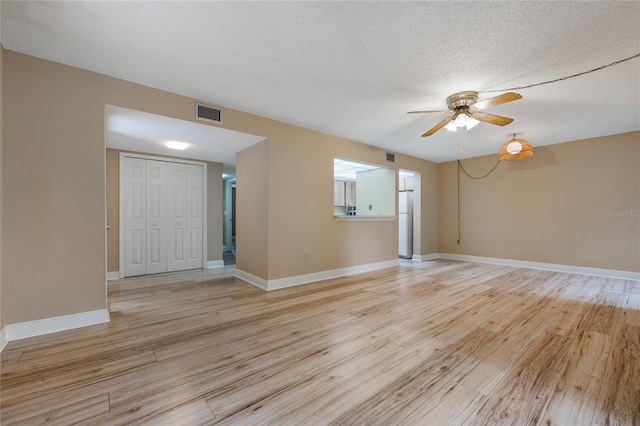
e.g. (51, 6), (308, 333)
(408, 91), (522, 137)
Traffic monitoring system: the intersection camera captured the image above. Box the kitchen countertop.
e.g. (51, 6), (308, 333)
(334, 215), (396, 221)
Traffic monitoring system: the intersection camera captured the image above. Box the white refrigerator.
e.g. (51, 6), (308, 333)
(398, 191), (413, 258)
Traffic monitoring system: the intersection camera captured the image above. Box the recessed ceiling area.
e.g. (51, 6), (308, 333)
(334, 158), (381, 182)
(3, 2), (639, 163)
(105, 105), (265, 177)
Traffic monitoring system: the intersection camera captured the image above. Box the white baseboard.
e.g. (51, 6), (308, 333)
(106, 271), (120, 280)
(1, 309), (111, 350)
(411, 253), (439, 262)
(437, 253), (640, 281)
(207, 260), (225, 269)
(235, 259), (400, 291)
(234, 269), (268, 290)
(0, 327), (8, 352)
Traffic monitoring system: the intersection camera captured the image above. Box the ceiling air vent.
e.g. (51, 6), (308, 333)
(386, 152), (395, 162)
(195, 102), (222, 124)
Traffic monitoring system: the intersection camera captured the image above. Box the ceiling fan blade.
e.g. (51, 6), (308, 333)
(472, 92), (522, 110)
(422, 117), (452, 137)
(407, 110), (450, 114)
(470, 111), (514, 126)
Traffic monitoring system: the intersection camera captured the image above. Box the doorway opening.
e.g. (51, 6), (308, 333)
(398, 169), (421, 259)
(119, 153), (208, 278)
(223, 178), (236, 265)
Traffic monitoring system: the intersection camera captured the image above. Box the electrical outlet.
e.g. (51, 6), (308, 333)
(303, 250), (309, 259)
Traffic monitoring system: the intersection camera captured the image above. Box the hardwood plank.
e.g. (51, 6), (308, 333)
(1, 351), (156, 407)
(0, 348), (23, 365)
(537, 331), (612, 425)
(328, 327), (500, 425)
(622, 292), (640, 327)
(470, 332), (572, 424)
(455, 301), (557, 396)
(398, 381), (484, 426)
(1, 261), (637, 425)
(592, 323), (640, 426)
(210, 339), (408, 424)
(219, 341), (437, 425)
(128, 398), (215, 426)
(587, 290), (625, 335)
(2, 393), (110, 426)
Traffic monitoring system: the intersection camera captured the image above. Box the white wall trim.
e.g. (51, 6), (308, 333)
(411, 253), (438, 262)
(1, 327), (8, 352)
(1, 310), (111, 348)
(437, 253), (640, 281)
(266, 259), (400, 290)
(207, 260), (225, 269)
(234, 269), (268, 290)
(236, 259), (400, 291)
(107, 271), (120, 280)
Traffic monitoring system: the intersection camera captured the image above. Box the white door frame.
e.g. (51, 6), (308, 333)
(119, 152), (208, 278)
(224, 178), (236, 251)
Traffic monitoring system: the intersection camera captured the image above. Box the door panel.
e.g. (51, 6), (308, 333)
(186, 165), (204, 270)
(167, 162), (187, 272)
(123, 157), (146, 277)
(122, 157), (204, 277)
(146, 160), (167, 274)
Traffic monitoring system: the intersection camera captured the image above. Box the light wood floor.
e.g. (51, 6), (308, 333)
(1, 260), (639, 425)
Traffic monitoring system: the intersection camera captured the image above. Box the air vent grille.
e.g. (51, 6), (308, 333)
(195, 102), (222, 123)
(386, 153), (395, 162)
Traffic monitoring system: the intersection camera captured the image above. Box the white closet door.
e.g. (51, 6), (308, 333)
(146, 160), (167, 275)
(167, 162), (187, 272)
(186, 164), (204, 270)
(123, 157), (147, 277)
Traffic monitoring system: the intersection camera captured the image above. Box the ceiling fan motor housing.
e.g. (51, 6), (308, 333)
(446, 91), (479, 110)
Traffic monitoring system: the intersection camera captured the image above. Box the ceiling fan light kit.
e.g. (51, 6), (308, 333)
(409, 90), (536, 161)
(444, 113), (480, 132)
(408, 91), (522, 137)
(498, 136), (534, 161)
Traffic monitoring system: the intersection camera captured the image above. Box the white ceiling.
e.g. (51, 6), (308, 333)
(2, 1), (639, 164)
(334, 158), (380, 181)
(105, 105), (265, 177)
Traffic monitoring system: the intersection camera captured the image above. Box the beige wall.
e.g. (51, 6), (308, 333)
(399, 153), (439, 256)
(6, 47), (634, 331)
(2, 51), (241, 324)
(236, 142), (269, 278)
(2, 50), (440, 324)
(249, 129), (439, 281)
(0, 44), (4, 329)
(106, 149), (119, 273)
(438, 132), (640, 272)
(206, 161), (224, 264)
(105, 148), (224, 273)
(5, 52), (108, 323)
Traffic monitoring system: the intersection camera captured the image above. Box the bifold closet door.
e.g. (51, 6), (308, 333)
(186, 165), (204, 270)
(167, 163), (204, 272)
(124, 157), (204, 277)
(167, 162), (187, 272)
(145, 160), (167, 275)
(123, 157), (147, 277)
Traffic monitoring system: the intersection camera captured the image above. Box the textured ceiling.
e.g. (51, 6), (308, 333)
(2, 1), (639, 163)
